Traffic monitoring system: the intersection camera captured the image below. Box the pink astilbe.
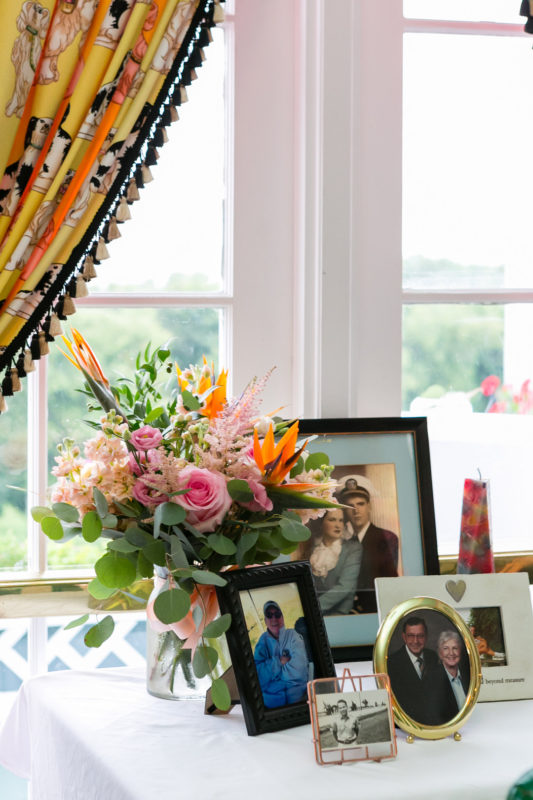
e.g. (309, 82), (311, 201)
(133, 448), (188, 500)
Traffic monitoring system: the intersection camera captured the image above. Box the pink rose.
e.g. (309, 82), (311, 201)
(174, 466), (232, 533)
(480, 375), (500, 397)
(132, 479), (168, 506)
(240, 479), (273, 512)
(130, 426), (163, 450)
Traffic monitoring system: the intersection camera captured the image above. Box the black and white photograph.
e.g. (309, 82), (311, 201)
(295, 465), (402, 617)
(316, 688), (393, 752)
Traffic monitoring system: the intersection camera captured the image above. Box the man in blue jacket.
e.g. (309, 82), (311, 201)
(254, 600), (309, 709)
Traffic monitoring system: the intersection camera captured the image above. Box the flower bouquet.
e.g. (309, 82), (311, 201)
(32, 330), (338, 709)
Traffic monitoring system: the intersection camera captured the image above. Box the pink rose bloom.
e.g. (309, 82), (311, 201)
(480, 375), (500, 397)
(174, 466), (232, 533)
(132, 479), (168, 506)
(240, 479), (273, 513)
(130, 426), (163, 450)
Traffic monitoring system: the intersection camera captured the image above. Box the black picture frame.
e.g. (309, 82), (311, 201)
(215, 562), (336, 736)
(296, 417), (440, 662)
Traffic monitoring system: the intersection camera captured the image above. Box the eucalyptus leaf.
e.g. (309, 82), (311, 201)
(52, 502), (79, 523)
(192, 645), (218, 678)
(304, 451), (330, 470)
(31, 506), (54, 523)
(153, 588), (191, 624)
(41, 516), (64, 540)
(227, 479), (254, 503)
(84, 615), (115, 648)
(160, 502), (186, 526)
(64, 614), (89, 630)
(82, 511), (102, 543)
(137, 550), (154, 578)
(192, 604), (203, 628)
(207, 533), (236, 556)
(100, 513), (118, 529)
(235, 531), (259, 566)
(143, 539), (167, 566)
(113, 500), (139, 518)
(125, 526), (154, 548)
(191, 570), (227, 587)
(94, 552), (137, 588)
(87, 577), (117, 600)
(108, 538), (139, 553)
(210, 677), (231, 711)
(278, 515), (311, 542)
(170, 536), (189, 569)
(203, 613), (231, 638)
(92, 487), (108, 519)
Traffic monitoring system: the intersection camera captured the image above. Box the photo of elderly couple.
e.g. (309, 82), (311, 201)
(239, 583), (314, 710)
(295, 464), (401, 616)
(387, 610), (471, 726)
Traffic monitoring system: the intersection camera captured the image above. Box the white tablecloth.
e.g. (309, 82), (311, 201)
(0, 666), (532, 800)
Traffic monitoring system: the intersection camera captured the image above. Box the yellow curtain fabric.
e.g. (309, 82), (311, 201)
(0, 0), (221, 409)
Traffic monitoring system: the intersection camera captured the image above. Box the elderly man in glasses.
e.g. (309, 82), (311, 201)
(254, 600), (310, 709)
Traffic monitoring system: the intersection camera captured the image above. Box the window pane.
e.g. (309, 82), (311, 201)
(403, 304), (533, 555)
(403, 34), (533, 289)
(0, 620), (28, 692)
(46, 305), (222, 570)
(0, 389), (27, 572)
(91, 28), (226, 294)
(404, 1), (521, 24)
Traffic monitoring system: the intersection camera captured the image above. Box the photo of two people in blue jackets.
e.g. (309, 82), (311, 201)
(239, 582), (315, 709)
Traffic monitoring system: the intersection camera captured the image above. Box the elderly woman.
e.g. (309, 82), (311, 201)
(298, 509), (362, 616)
(428, 629), (471, 725)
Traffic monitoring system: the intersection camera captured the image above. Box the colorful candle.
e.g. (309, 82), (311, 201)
(457, 477), (495, 574)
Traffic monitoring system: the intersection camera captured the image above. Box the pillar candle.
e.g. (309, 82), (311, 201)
(457, 477), (495, 574)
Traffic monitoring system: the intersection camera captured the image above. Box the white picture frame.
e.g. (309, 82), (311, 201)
(375, 573), (533, 702)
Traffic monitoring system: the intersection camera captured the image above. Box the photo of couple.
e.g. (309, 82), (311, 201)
(295, 465), (402, 615)
(387, 611), (471, 726)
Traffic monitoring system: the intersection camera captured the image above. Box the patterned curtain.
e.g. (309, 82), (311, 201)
(0, 0), (222, 412)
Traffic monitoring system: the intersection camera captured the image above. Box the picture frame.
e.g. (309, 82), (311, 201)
(373, 597), (482, 740)
(308, 669), (397, 765)
(215, 561), (336, 736)
(295, 417), (440, 660)
(375, 573), (533, 701)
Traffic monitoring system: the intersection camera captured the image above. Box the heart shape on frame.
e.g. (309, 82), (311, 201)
(445, 579), (466, 603)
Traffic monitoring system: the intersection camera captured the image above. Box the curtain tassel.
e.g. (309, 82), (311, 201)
(74, 274), (89, 298)
(126, 178), (140, 203)
(161, 105), (172, 127)
(16, 352), (27, 378)
(153, 127), (165, 149)
(48, 313), (63, 337)
(213, 3), (225, 23)
(62, 294), (77, 316)
(30, 335), (41, 360)
(141, 164), (153, 184)
(0, 391), (7, 414)
(38, 331), (50, 356)
(116, 196), (132, 222)
(82, 255), (97, 279)
(145, 147), (158, 167)
(95, 237), (109, 261)
(169, 105), (179, 123)
(23, 349), (35, 373)
(10, 368), (22, 393)
(106, 217), (121, 241)
(2, 372), (13, 397)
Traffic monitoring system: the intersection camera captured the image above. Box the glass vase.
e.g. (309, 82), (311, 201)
(146, 568), (231, 701)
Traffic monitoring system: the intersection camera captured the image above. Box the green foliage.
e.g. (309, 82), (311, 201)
(84, 615), (115, 647)
(153, 588), (191, 624)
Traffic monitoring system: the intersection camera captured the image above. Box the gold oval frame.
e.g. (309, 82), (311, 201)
(373, 596), (482, 740)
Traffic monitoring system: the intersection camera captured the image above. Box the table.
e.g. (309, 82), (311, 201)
(0, 666), (532, 800)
